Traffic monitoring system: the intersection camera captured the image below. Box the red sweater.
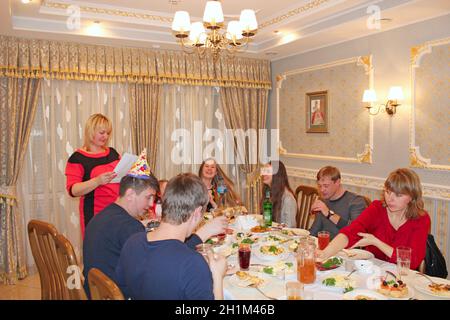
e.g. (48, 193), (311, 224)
(339, 200), (430, 270)
(65, 147), (120, 236)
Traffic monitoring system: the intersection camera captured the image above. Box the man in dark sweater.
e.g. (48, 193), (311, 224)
(309, 166), (367, 239)
(115, 173), (227, 300)
(83, 153), (228, 299)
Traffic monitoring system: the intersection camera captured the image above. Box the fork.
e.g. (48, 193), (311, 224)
(344, 269), (356, 280)
(416, 272), (438, 285)
(248, 283), (278, 300)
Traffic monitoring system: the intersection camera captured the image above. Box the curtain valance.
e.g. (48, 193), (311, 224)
(0, 36), (271, 89)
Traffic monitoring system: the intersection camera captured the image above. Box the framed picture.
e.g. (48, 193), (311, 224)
(306, 91), (328, 133)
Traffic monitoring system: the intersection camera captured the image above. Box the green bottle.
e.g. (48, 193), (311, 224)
(263, 188), (272, 227)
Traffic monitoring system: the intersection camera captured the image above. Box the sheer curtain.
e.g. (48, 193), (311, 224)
(156, 85), (243, 199)
(18, 79), (132, 272)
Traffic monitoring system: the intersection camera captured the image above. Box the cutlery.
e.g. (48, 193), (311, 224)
(344, 269), (357, 280)
(415, 272), (438, 285)
(248, 283), (278, 300)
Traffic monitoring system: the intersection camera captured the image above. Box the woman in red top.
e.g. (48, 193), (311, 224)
(317, 168), (430, 270)
(65, 114), (120, 236)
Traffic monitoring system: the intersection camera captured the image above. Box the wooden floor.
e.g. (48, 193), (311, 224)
(0, 273), (41, 300)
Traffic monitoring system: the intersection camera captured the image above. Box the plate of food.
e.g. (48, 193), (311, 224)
(228, 271), (271, 288)
(320, 271), (362, 293)
(373, 276), (414, 300)
(280, 228), (310, 237)
(343, 289), (388, 300)
(255, 243), (289, 261)
(250, 225), (272, 234)
(316, 257), (344, 271)
(258, 261), (295, 276)
(338, 249), (375, 260)
(414, 276), (450, 299)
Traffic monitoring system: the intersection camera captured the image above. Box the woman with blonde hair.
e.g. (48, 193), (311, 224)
(198, 158), (241, 212)
(65, 113), (120, 236)
(317, 168), (430, 270)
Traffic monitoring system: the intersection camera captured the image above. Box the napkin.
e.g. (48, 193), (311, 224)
(236, 215), (258, 231)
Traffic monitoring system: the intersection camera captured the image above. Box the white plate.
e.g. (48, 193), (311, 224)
(281, 228), (310, 237)
(254, 243), (289, 261)
(414, 277), (450, 299)
(319, 270), (364, 293)
(338, 249), (375, 260)
(343, 289), (388, 300)
(228, 271), (271, 289)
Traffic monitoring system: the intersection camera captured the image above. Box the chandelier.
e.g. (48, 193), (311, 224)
(171, 0), (258, 60)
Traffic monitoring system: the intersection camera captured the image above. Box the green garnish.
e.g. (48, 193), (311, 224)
(386, 280), (396, 285)
(285, 262), (293, 268)
(268, 245), (278, 253)
(241, 238), (254, 244)
(344, 286), (354, 293)
(232, 243), (238, 249)
(205, 239), (214, 244)
(263, 267), (274, 274)
(281, 230), (289, 235)
(237, 232), (244, 238)
(268, 235), (280, 241)
(321, 257), (343, 268)
(323, 278), (336, 286)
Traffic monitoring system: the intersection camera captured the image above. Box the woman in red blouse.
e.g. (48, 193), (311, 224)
(317, 168), (430, 270)
(65, 114), (120, 236)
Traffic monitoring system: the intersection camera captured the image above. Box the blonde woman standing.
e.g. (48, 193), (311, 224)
(65, 113), (120, 236)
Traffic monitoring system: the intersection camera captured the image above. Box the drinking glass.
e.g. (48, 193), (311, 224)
(396, 246), (412, 277)
(238, 243), (251, 270)
(318, 231), (330, 250)
(285, 281), (303, 300)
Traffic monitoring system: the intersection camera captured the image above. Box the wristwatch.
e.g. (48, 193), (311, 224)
(327, 210), (335, 220)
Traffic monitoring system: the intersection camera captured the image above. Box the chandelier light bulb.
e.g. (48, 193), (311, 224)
(203, 1), (224, 27)
(189, 22), (207, 45)
(240, 9), (257, 34)
(172, 11), (191, 34)
(226, 21), (243, 43)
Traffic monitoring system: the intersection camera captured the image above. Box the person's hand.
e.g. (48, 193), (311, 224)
(315, 249), (329, 263)
(95, 171), (117, 186)
(350, 232), (379, 248)
(206, 250), (227, 279)
(310, 199), (329, 216)
(196, 216), (228, 242)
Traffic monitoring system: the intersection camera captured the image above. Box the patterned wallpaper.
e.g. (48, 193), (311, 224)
(279, 59), (370, 158)
(414, 43), (450, 166)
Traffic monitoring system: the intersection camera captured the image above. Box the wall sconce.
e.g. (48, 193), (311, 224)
(362, 86), (404, 116)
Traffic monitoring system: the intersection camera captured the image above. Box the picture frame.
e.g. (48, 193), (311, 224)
(306, 91), (328, 133)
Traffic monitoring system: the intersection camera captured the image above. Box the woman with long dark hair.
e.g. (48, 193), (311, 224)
(261, 161), (297, 227)
(198, 158), (241, 211)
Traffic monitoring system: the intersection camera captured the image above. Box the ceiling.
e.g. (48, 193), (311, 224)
(1, 0), (449, 61)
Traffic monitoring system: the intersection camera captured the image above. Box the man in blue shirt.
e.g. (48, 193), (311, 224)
(116, 173), (227, 300)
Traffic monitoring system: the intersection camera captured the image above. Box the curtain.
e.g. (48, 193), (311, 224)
(18, 79), (132, 275)
(220, 87), (269, 214)
(0, 77), (41, 284)
(129, 83), (162, 172)
(155, 85), (242, 198)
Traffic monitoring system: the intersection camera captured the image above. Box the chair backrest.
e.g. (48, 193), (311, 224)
(295, 185), (319, 229)
(54, 234), (87, 300)
(362, 195), (372, 207)
(27, 219), (86, 300)
(88, 268), (125, 300)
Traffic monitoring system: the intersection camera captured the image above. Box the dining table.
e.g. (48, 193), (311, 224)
(213, 214), (450, 301)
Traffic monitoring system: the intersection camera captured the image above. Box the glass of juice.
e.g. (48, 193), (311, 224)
(238, 243), (251, 270)
(318, 231), (330, 250)
(297, 241), (316, 284)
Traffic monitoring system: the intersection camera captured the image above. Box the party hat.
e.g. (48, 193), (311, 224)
(126, 148), (151, 179)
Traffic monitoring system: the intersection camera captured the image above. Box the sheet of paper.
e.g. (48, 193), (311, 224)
(111, 152), (138, 183)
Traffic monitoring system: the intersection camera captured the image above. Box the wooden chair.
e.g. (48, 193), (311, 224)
(27, 220), (87, 300)
(362, 195), (372, 207)
(295, 185), (319, 229)
(54, 233), (87, 300)
(88, 268), (125, 300)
